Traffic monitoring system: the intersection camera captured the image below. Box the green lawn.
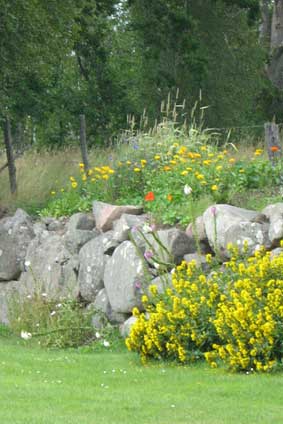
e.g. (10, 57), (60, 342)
(1, 334), (283, 424)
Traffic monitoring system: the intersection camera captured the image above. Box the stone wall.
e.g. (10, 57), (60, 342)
(1, 200), (283, 335)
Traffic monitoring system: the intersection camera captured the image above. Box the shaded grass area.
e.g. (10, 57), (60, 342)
(0, 147), (115, 215)
(1, 334), (283, 424)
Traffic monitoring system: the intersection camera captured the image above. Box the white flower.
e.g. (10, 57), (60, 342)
(24, 260), (31, 268)
(42, 293), (47, 297)
(95, 332), (101, 339)
(50, 311), (56, 317)
(21, 331), (32, 340)
(184, 184), (193, 196)
(56, 303), (62, 308)
(103, 340), (110, 347)
(153, 262), (160, 269)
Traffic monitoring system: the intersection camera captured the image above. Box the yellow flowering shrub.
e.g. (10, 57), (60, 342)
(207, 246), (283, 373)
(126, 244), (283, 372)
(126, 258), (221, 364)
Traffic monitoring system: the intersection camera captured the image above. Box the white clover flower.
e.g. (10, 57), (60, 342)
(24, 260), (31, 268)
(184, 184), (193, 195)
(103, 340), (110, 347)
(50, 311), (56, 317)
(95, 332), (101, 339)
(21, 331), (32, 340)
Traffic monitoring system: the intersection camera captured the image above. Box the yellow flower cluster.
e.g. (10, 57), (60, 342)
(207, 247), (283, 372)
(69, 164), (115, 189)
(126, 259), (220, 364)
(126, 244), (283, 373)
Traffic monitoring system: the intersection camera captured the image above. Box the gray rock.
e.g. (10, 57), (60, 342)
(41, 217), (66, 232)
(93, 201), (143, 232)
(104, 241), (145, 313)
(19, 233), (79, 299)
(262, 203), (283, 245)
(145, 228), (196, 265)
(64, 213), (98, 254)
(112, 213), (147, 243)
(186, 215), (207, 242)
(100, 231), (120, 255)
(78, 235), (106, 302)
(203, 204), (267, 257)
(0, 281), (21, 324)
(270, 247), (283, 258)
(0, 209), (35, 281)
(120, 316), (138, 338)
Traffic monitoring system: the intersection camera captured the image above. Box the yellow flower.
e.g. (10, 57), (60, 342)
(211, 185), (218, 191)
(134, 167), (141, 172)
(141, 295), (148, 303)
(181, 170), (188, 176)
(71, 181), (78, 189)
(196, 174), (204, 180)
(254, 149), (263, 156)
(154, 155), (161, 160)
(102, 174), (109, 180)
(140, 159), (147, 166)
(79, 162), (85, 168)
(229, 158), (236, 164)
(126, 160), (131, 165)
(163, 165), (171, 171)
(50, 191), (56, 195)
(82, 174), (87, 181)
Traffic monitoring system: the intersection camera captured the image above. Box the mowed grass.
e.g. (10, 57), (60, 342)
(1, 334), (283, 424)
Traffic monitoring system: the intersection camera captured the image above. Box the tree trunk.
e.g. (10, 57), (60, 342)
(79, 114), (90, 172)
(260, 0), (272, 46)
(267, 0), (283, 89)
(271, 0), (283, 49)
(3, 117), (17, 194)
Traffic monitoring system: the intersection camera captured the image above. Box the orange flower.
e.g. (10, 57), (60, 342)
(167, 194), (173, 202)
(144, 191), (155, 201)
(270, 145), (280, 152)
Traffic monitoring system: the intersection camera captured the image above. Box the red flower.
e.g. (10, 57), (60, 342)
(144, 191), (155, 201)
(270, 145), (280, 152)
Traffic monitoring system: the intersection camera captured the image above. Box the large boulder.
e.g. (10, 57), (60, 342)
(19, 233), (79, 298)
(0, 281), (21, 324)
(112, 213), (147, 243)
(0, 209), (35, 281)
(185, 215), (207, 242)
(145, 228), (196, 265)
(104, 241), (145, 313)
(64, 212), (98, 254)
(262, 203), (283, 246)
(92, 201), (143, 232)
(91, 288), (128, 324)
(120, 316), (138, 338)
(78, 235), (107, 302)
(203, 204), (270, 257)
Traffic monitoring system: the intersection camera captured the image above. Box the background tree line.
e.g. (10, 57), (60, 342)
(1, 0), (283, 147)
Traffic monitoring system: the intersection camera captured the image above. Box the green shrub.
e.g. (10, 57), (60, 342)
(8, 291), (97, 348)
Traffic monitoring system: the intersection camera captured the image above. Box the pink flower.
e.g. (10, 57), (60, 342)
(144, 251), (153, 260)
(210, 206), (217, 216)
